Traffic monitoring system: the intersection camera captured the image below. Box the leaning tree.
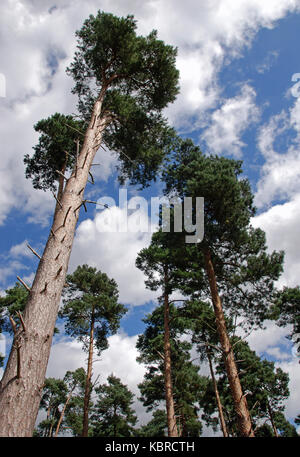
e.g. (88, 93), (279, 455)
(0, 11), (179, 436)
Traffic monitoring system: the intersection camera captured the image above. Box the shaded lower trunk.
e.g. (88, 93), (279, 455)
(206, 346), (229, 437)
(0, 93), (108, 437)
(204, 248), (254, 437)
(163, 269), (178, 437)
(82, 304), (95, 437)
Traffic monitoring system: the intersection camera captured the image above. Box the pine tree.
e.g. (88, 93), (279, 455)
(161, 137), (284, 436)
(136, 303), (206, 437)
(136, 232), (184, 437)
(206, 339), (291, 437)
(59, 264), (126, 436)
(34, 368), (86, 437)
(0, 11), (179, 436)
(34, 377), (68, 437)
(91, 374), (137, 437)
(137, 410), (167, 437)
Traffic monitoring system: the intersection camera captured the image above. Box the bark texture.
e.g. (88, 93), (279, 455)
(163, 269), (178, 437)
(0, 95), (107, 436)
(204, 248), (255, 437)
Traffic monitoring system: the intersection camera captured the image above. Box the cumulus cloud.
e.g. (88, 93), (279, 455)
(47, 332), (150, 425)
(252, 194), (300, 287)
(0, 0), (299, 224)
(202, 85), (260, 156)
(70, 204), (157, 306)
(255, 98), (300, 209)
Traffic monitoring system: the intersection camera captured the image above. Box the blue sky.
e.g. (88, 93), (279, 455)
(0, 0), (300, 433)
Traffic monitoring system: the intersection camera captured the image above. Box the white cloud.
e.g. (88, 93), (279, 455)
(255, 97), (300, 209)
(252, 194), (300, 287)
(202, 85), (260, 156)
(0, 0), (299, 224)
(256, 50), (279, 74)
(47, 332), (150, 426)
(70, 205), (156, 306)
(276, 358), (300, 420)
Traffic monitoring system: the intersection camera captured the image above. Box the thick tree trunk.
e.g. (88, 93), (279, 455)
(204, 248), (255, 437)
(206, 346), (229, 437)
(163, 269), (178, 437)
(0, 92), (108, 437)
(82, 304), (95, 437)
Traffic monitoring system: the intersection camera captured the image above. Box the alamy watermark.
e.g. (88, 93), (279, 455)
(95, 189), (204, 243)
(0, 73), (6, 98)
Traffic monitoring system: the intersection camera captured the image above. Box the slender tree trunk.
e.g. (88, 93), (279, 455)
(54, 392), (73, 437)
(163, 268), (178, 437)
(0, 89), (108, 437)
(82, 304), (95, 437)
(204, 248), (255, 437)
(267, 399), (279, 437)
(206, 346), (229, 437)
(48, 420), (54, 437)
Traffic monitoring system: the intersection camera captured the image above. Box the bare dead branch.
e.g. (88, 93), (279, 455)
(27, 244), (41, 260)
(88, 171), (95, 185)
(55, 170), (68, 182)
(64, 122), (85, 137)
(9, 316), (17, 335)
(52, 191), (63, 210)
(17, 276), (31, 292)
(16, 311), (26, 333)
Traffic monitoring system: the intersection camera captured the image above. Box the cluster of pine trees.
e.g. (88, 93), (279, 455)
(0, 10), (299, 437)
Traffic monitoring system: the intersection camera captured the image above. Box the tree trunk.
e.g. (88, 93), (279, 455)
(163, 268), (178, 437)
(206, 346), (229, 437)
(0, 91), (108, 437)
(82, 304), (95, 437)
(54, 392), (73, 437)
(204, 248), (255, 437)
(267, 398), (279, 437)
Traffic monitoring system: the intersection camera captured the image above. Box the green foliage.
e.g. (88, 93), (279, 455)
(137, 410), (167, 437)
(201, 339), (291, 436)
(35, 377), (68, 437)
(24, 113), (85, 192)
(62, 368), (89, 437)
(137, 304), (206, 436)
(91, 374), (137, 437)
(35, 368), (86, 437)
(60, 265), (127, 354)
(159, 137), (284, 330)
(162, 137), (255, 249)
(67, 10), (179, 187)
(271, 286), (300, 355)
(0, 283), (28, 335)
